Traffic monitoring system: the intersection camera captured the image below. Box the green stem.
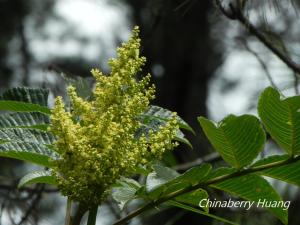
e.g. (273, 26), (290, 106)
(113, 155), (300, 225)
(65, 198), (72, 225)
(87, 206), (98, 225)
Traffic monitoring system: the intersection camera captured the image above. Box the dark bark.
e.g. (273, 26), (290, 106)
(126, 0), (220, 160)
(125, 0), (220, 224)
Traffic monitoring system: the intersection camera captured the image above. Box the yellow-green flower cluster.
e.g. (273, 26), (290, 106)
(50, 27), (179, 206)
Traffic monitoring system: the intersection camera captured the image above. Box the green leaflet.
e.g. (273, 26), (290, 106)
(253, 154), (300, 187)
(1, 87), (49, 106)
(0, 87), (51, 115)
(258, 87), (300, 156)
(141, 105), (194, 134)
(18, 170), (57, 188)
(0, 142), (58, 167)
(0, 101), (51, 115)
(172, 163), (212, 185)
(175, 188), (209, 212)
(0, 87), (56, 167)
(146, 164), (211, 199)
(146, 164), (179, 195)
(0, 112), (50, 130)
(198, 115), (266, 169)
(211, 174), (288, 225)
(167, 200), (239, 225)
(0, 128), (55, 145)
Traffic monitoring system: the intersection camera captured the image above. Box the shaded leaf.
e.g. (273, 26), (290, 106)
(0, 128), (55, 145)
(141, 105), (194, 133)
(1, 87), (49, 106)
(136, 105), (193, 147)
(0, 142), (58, 167)
(0, 112), (50, 130)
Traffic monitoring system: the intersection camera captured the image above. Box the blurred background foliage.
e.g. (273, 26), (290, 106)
(1, 0), (300, 224)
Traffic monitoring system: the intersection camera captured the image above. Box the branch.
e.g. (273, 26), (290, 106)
(240, 39), (278, 89)
(173, 152), (221, 171)
(113, 155), (300, 225)
(215, 0), (300, 75)
(17, 184), (45, 225)
(0, 184), (58, 193)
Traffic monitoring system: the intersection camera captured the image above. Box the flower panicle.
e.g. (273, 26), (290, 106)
(50, 26), (179, 205)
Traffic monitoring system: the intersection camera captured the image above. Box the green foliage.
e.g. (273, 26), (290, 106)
(167, 201), (238, 225)
(211, 174), (288, 224)
(0, 87), (57, 167)
(253, 155), (300, 187)
(198, 115), (265, 168)
(258, 87), (300, 155)
(137, 105), (194, 147)
(112, 178), (142, 209)
(0, 142), (56, 167)
(0, 112), (50, 130)
(2, 85), (300, 225)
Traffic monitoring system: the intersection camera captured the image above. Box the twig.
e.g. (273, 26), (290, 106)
(214, 0), (236, 19)
(173, 152), (221, 171)
(293, 72), (299, 95)
(18, 21), (30, 86)
(0, 184), (58, 193)
(240, 39), (278, 89)
(17, 184), (45, 225)
(214, 0), (300, 75)
(113, 155), (300, 225)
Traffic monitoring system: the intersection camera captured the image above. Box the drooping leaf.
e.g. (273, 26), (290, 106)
(253, 154), (300, 187)
(0, 112), (50, 130)
(141, 105), (194, 133)
(1, 87), (49, 106)
(18, 170), (57, 188)
(0, 142), (58, 167)
(0, 128), (55, 145)
(211, 174), (288, 225)
(174, 130), (193, 148)
(167, 200), (239, 225)
(198, 115), (266, 168)
(258, 87), (300, 155)
(136, 105), (193, 148)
